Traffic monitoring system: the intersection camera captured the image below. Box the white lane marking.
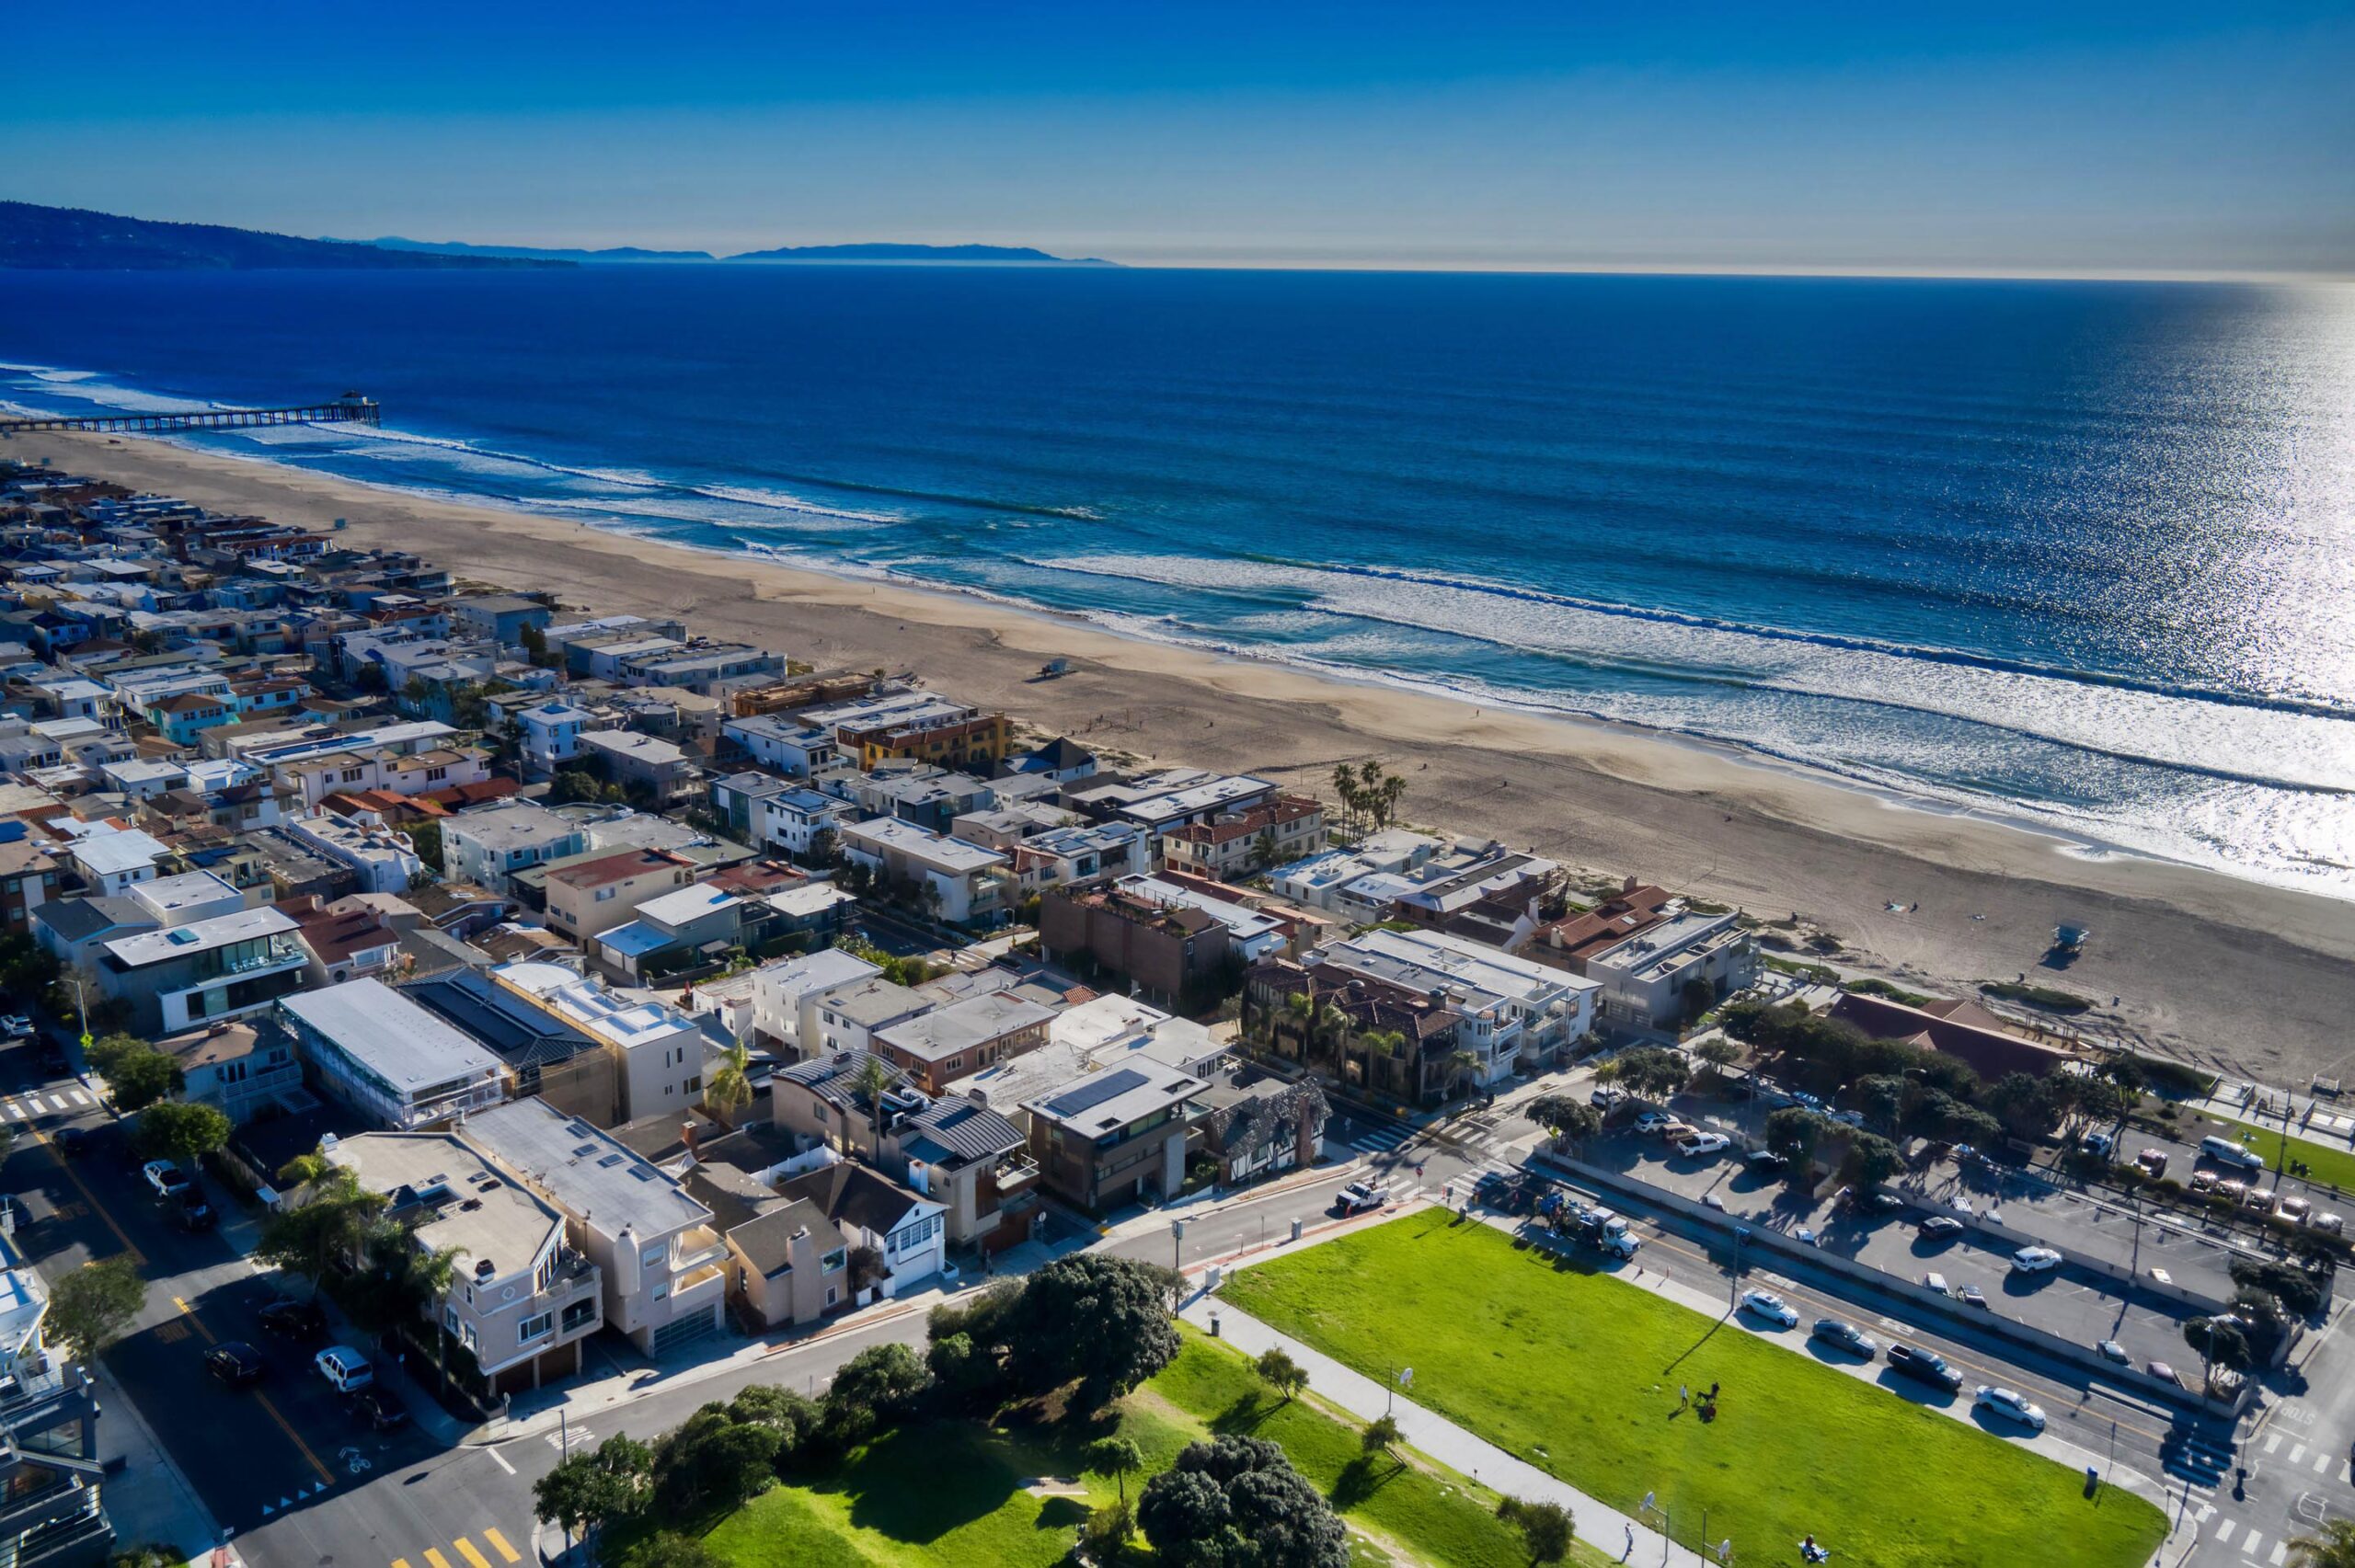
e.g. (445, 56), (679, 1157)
(2216, 1520), (2237, 1545)
(2265, 1434), (2282, 1455)
(2314, 1448), (2332, 1472)
(2289, 1444), (2306, 1465)
(3, 1104), (21, 1120)
(2241, 1530), (2263, 1559)
(44, 1095), (66, 1113)
(66, 1089), (87, 1105)
(2269, 1539), (2288, 1565)
(484, 1446), (514, 1475)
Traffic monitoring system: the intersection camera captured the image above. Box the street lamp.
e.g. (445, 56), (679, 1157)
(1729, 1227), (1750, 1310)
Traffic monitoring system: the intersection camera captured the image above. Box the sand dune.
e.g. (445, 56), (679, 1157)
(23, 428), (2355, 1091)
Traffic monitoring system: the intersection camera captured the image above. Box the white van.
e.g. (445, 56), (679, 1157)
(1923, 1272), (1952, 1297)
(315, 1345), (373, 1393)
(2199, 1136), (2266, 1172)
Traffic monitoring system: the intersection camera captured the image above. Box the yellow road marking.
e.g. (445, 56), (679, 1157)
(454, 1538), (493, 1568)
(482, 1530), (523, 1564)
(394, 1559), (414, 1568)
(425, 1549), (454, 1568)
(35, 1132), (142, 1266)
(169, 1294), (334, 1487)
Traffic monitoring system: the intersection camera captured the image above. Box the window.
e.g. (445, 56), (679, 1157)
(821, 1248), (847, 1273)
(427, 767), (447, 782)
(518, 1312), (553, 1345)
(561, 1299), (596, 1333)
(594, 887), (615, 902)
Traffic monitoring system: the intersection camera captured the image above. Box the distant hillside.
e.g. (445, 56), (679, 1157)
(726, 242), (1115, 266)
(361, 235), (717, 263)
(0, 201), (569, 270)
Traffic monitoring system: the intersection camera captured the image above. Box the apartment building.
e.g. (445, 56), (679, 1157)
(1159, 794), (1326, 881)
(1580, 907), (1759, 1030)
(747, 948), (884, 1056)
(96, 904), (309, 1036)
(1304, 927), (1598, 1082)
(327, 1130), (602, 1394)
(544, 849), (697, 943)
(461, 1098), (727, 1356)
(442, 802), (591, 896)
(870, 990), (1056, 1095)
(490, 961), (710, 1123)
(837, 817), (1012, 926)
(0, 1229), (113, 1568)
(1020, 1060), (1206, 1211)
(281, 978), (512, 1128)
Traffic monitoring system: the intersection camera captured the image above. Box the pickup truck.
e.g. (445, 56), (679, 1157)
(1887, 1343), (1963, 1391)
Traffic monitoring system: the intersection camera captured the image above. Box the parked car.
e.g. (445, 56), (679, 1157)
(2199, 1135), (2267, 1172)
(1950, 1196), (1974, 1216)
(52, 1127), (89, 1159)
(1918, 1215), (1964, 1239)
(2213, 1178), (2246, 1203)
(1974, 1385), (2047, 1432)
(1591, 1086), (1627, 1110)
(1923, 1272), (1952, 1297)
(1959, 1286), (1990, 1310)
(348, 1388), (408, 1432)
(1633, 1111), (1675, 1134)
(315, 1346), (373, 1393)
(2011, 1246), (2063, 1274)
(1887, 1343), (1963, 1391)
(1702, 1191), (1726, 1211)
(37, 1044), (66, 1076)
(2243, 1186), (2278, 1213)
(205, 1342), (266, 1388)
(2096, 1339), (2131, 1365)
(2135, 1149), (2169, 1178)
(1334, 1180), (1391, 1215)
(1862, 1190), (1905, 1215)
(2187, 1170), (2217, 1193)
(0, 1015), (31, 1039)
(1744, 1150), (1787, 1176)
(2146, 1360), (2184, 1389)
(1675, 1132), (1731, 1158)
(170, 1187), (216, 1233)
(258, 1299), (327, 1341)
(2081, 1131), (2115, 1157)
(1740, 1289), (1799, 1328)
(2314, 1212), (2344, 1235)
(2278, 1195), (2313, 1224)
(1655, 1120), (1699, 1142)
(1810, 1318), (1878, 1358)
(141, 1161), (190, 1201)
(1828, 1108), (1866, 1127)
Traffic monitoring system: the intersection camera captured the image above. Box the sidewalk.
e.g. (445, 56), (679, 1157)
(1178, 1292), (1711, 1567)
(93, 1357), (225, 1566)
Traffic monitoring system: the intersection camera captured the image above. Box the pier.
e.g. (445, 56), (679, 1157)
(0, 393), (379, 436)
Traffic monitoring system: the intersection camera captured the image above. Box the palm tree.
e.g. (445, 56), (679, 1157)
(1449, 1048), (1483, 1101)
(1283, 991), (1317, 1060)
(1358, 1029), (1407, 1095)
(705, 1043), (753, 1127)
(1315, 1001), (1351, 1073)
(2287, 1521), (2355, 1567)
(850, 1055), (898, 1153)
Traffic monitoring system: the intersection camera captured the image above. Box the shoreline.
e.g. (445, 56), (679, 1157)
(17, 426), (2355, 1088)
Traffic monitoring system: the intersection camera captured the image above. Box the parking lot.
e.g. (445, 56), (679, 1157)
(1583, 1127), (2214, 1377)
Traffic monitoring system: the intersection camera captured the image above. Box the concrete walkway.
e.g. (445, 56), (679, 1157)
(1178, 1289), (1712, 1567)
(93, 1357), (234, 1568)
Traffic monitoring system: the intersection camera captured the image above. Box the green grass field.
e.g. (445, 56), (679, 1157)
(1218, 1208), (2168, 1568)
(2209, 1115), (2355, 1195)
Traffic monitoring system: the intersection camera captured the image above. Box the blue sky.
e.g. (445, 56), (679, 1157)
(7, 1), (2352, 275)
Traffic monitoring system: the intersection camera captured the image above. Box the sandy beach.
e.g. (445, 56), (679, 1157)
(20, 428), (2355, 1089)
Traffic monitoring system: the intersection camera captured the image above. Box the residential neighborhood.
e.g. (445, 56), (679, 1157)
(0, 456), (2339, 1568)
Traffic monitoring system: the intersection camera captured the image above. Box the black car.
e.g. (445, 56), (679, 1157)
(37, 1046), (67, 1077)
(348, 1388), (409, 1432)
(258, 1299), (327, 1341)
(1917, 1215), (1965, 1239)
(1810, 1317), (1877, 1358)
(171, 1188), (216, 1233)
(1887, 1343), (1963, 1391)
(52, 1127), (89, 1159)
(1744, 1150), (1787, 1176)
(205, 1342), (267, 1388)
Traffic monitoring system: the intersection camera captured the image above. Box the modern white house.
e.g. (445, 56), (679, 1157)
(747, 947), (884, 1055)
(517, 700), (598, 780)
(443, 801), (592, 895)
(491, 961), (711, 1123)
(1580, 907), (1759, 1030)
(837, 817), (1013, 926)
(720, 714), (837, 777)
(755, 786), (852, 860)
(96, 905), (310, 1036)
(281, 978), (513, 1128)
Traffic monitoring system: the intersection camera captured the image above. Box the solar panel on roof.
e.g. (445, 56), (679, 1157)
(1045, 1067), (1147, 1116)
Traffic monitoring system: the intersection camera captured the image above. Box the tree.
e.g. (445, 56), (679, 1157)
(255, 1161), (387, 1299)
(2186, 1316), (2252, 1388)
(1137, 1436), (1349, 1568)
(1611, 1046), (1691, 1101)
(849, 1054), (899, 1152)
(1361, 1413), (1401, 1461)
(1082, 1498), (1135, 1557)
(84, 1032), (148, 1078)
(1982, 1072), (2061, 1141)
(1838, 1131), (1902, 1188)
(1764, 1107), (1830, 1172)
(1005, 1254), (1181, 1408)
(2287, 1520), (2355, 1567)
(704, 1043), (753, 1126)
(1254, 1346), (1308, 1402)
(1448, 1048), (1483, 1099)
(1086, 1436), (1144, 1505)
(408, 818), (444, 874)
(827, 1342), (931, 1428)
(622, 1534), (722, 1568)
(534, 1434), (652, 1541)
(135, 1101), (231, 1166)
(105, 1047), (181, 1113)
(1694, 1037), (1740, 1081)
(651, 1404), (783, 1514)
(1525, 1094), (1603, 1150)
(1498, 1497), (1574, 1565)
(48, 1259), (144, 1365)
(725, 1384), (821, 1451)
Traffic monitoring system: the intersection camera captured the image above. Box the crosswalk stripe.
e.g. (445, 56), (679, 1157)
(454, 1539), (493, 1568)
(425, 1550), (454, 1568)
(2315, 1448), (2332, 1472)
(2270, 1539), (2288, 1565)
(2217, 1521), (2237, 1545)
(2242, 1530), (2263, 1559)
(44, 1095), (64, 1113)
(2264, 1435), (2281, 1455)
(3, 1104), (20, 1120)
(482, 1530), (522, 1564)
(2289, 1444), (2305, 1465)
(67, 1089), (87, 1105)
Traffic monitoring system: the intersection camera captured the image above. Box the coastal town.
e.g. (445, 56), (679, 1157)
(0, 451), (2344, 1568)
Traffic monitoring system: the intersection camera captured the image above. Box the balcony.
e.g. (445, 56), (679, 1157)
(671, 1225), (728, 1276)
(982, 1151), (1039, 1200)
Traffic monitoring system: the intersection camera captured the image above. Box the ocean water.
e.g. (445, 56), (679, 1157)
(4, 267), (2353, 892)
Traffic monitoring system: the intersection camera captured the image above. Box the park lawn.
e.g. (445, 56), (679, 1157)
(1219, 1208), (2168, 1568)
(2209, 1115), (2355, 1196)
(1147, 1330), (1615, 1568)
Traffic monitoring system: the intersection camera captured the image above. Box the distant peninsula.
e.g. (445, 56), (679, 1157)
(2, 200), (1116, 270)
(725, 242), (1114, 266)
(0, 201), (568, 270)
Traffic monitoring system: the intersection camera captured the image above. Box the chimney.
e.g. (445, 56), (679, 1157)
(682, 1119), (701, 1161)
(1549, 925), (1565, 949)
(1623, 875), (1638, 895)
